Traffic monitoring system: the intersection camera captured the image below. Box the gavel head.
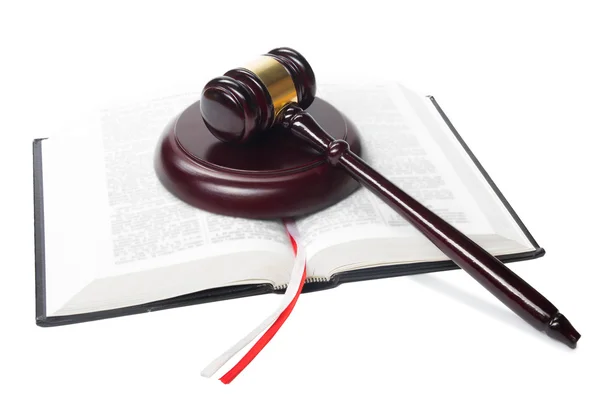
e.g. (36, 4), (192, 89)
(200, 47), (316, 143)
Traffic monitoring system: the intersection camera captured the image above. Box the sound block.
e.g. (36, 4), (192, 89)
(154, 97), (362, 219)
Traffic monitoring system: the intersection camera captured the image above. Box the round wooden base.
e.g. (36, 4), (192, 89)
(154, 98), (362, 219)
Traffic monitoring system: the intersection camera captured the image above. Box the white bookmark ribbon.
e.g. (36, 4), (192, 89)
(201, 220), (306, 381)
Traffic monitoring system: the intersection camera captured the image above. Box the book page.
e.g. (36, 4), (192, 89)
(296, 83), (495, 266)
(99, 94), (290, 271)
(42, 94), (294, 315)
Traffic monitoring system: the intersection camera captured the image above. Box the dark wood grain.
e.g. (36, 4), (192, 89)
(192, 46), (580, 348)
(267, 47), (316, 109)
(277, 104), (580, 348)
(200, 47), (315, 144)
(154, 98), (361, 219)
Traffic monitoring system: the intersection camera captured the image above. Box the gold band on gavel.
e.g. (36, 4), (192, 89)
(244, 56), (298, 116)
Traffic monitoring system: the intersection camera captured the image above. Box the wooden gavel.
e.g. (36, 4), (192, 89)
(199, 47), (580, 348)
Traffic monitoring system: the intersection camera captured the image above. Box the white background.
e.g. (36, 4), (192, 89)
(2, 0), (599, 398)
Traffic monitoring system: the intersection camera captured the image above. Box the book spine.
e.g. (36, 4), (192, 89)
(274, 276), (328, 291)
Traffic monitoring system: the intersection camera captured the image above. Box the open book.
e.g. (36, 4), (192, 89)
(33, 82), (543, 326)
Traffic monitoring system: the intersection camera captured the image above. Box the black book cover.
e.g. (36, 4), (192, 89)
(33, 96), (545, 326)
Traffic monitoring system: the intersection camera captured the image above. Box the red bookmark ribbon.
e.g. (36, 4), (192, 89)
(220, 232), (306, 383)
(200, 221), (306, 384)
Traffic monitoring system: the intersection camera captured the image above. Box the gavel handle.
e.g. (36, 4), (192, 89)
(279, 104), (580, 348)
